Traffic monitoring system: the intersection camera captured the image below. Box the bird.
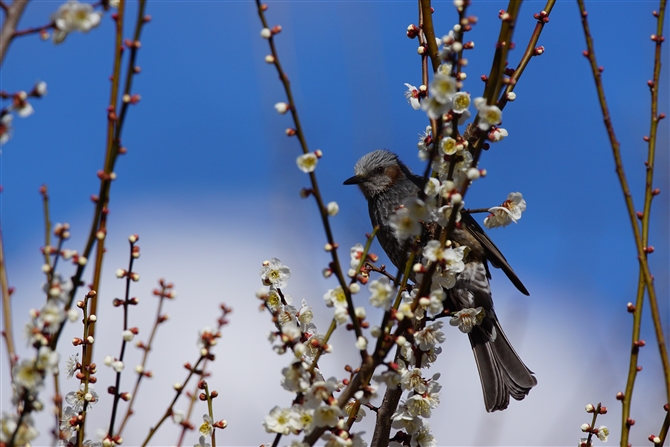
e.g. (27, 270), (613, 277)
(343, 149), (537, 412)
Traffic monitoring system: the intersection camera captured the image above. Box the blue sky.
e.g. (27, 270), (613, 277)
(1, 1), (668, 445)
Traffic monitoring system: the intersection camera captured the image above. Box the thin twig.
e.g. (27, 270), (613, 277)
(254, 0), (366, 354)
(498, 0), (556, 110)
(576, 0), (670, 410)
(0, 0), (30, 66)
(0, 227), (16, 378)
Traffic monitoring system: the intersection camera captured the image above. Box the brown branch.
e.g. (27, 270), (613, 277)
(0, 226), (16, 376)
(13, 21), (54, 38)
(0, 0), (30, 66)
(254, 0), (366, 352)
(482, 0), (523, 105)
(498, 0), (556, 110)
(576, 0), (670, 416)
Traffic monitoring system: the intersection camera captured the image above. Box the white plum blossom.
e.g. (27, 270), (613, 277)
(421, 96), (450, 120)
(296, 153), (318, 173)
(38, 299), (66, 334)
(281, 362), (310, 392)
(424, 178), (441, 198)
(426, 289), (445, 316)
(597, 426), (609, 442)
(484, 192), (526, 229)
(0, 114), (13, 145)
(199, 414), (213, 436)
(439, 136), (458, 156)
(51, 0), (102, 44)
(304, 378), (338, 408)
(404, 83), (422, 110)
(292, 406), (315, 435)
(414, 321), (446, 350)
(313, 404), (342, 428)
(260, 258), (291, 288)
(400, 367), (426, 393)
(333, 306), (349, 325)
(449, 307), (485, 333)
(350, 243), (364, 269)
(489, 127), (508, 142)
(0, 412), (39, 445)
(194, 436), (211, 447)
(391, 404), (424, 435)
(406, 391), (437, 418)
(65, 383), (99, 411)
(323, 286), (347, 308)
(411, 424), (437, 447)
(13, 359), (44, 392)
(274, 102), (289, 114)
(390, 207), (421, 240)
(474, 97), (502, 130)
(451, 91), (471, 114)
(65, 354), (79, 378)
(368, 276), (395, 310)
(263, 406), (299, 435)
(417, 126), (433, 160)
(430, 74), (457, 104)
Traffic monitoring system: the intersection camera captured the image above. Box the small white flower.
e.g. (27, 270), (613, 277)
(122, 329), (134, 341)
(13, 359), (44, 391)
(439, 136), (458, 156)
(274, 102), (289, 114)
(356, 336), (368, 350)
(260, 28), (272, 38)
(0, 114), (13, 145)
(404, 83), (422, 110)
(65, 383), (98, 411)
(305, 378), (340, 409)
(296, 153), (318, 173)
(451, 91), (471, 114)
(424, 178), (441, 198)
(51, 0), (102, 44)
(411, 424), (437, 447)
(489, 127), (508, 142)
(449, 307), (485, 333)
(430, 74), (457, 104)
(65, 354), (79, 378)
(421, 96), (450, 120)
(194, 435), (211, 447)
(260, 258), (291, 288)
(199, 414), (213, 436)
(417, 125), (433, 160)
(414, 321), (446, 350)
(281, 362), (310, 392)
(314, 404), (342, 428)
(484, 192), (526, 229)
(474, 97), (502, 130)
(597, 425), (609, 442)
(368, 277), (395, 310)
(263, 406), (296, 435)
(327, 201), (339, 216)
(323, 286), (348, 308)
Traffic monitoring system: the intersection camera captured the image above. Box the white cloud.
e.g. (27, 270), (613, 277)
(2, 197), (663, 446)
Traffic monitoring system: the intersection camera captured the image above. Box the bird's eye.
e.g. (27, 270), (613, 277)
(375, 166), (384, 174)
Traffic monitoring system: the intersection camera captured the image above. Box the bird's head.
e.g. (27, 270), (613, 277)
(343, 150), (416, 199)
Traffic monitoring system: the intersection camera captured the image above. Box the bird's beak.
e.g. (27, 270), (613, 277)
(343, 175), (363, 185)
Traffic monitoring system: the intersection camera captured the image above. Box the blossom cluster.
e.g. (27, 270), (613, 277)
(0, 82), (48, 145)
(50, 0), (103, 44)
(258, 259), (376, 445)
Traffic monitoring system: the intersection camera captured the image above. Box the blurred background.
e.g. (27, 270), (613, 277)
(1, 1), (667, 445)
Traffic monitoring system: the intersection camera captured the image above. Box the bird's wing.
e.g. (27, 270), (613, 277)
(461, 212), (530, 296)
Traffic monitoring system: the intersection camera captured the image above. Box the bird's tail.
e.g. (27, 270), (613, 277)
(468, 315), (537, 412)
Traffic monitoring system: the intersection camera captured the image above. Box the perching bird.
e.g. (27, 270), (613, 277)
(343, 149), (537, 412)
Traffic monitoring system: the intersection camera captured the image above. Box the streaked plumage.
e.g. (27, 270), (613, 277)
(344, 149), (537, 412)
